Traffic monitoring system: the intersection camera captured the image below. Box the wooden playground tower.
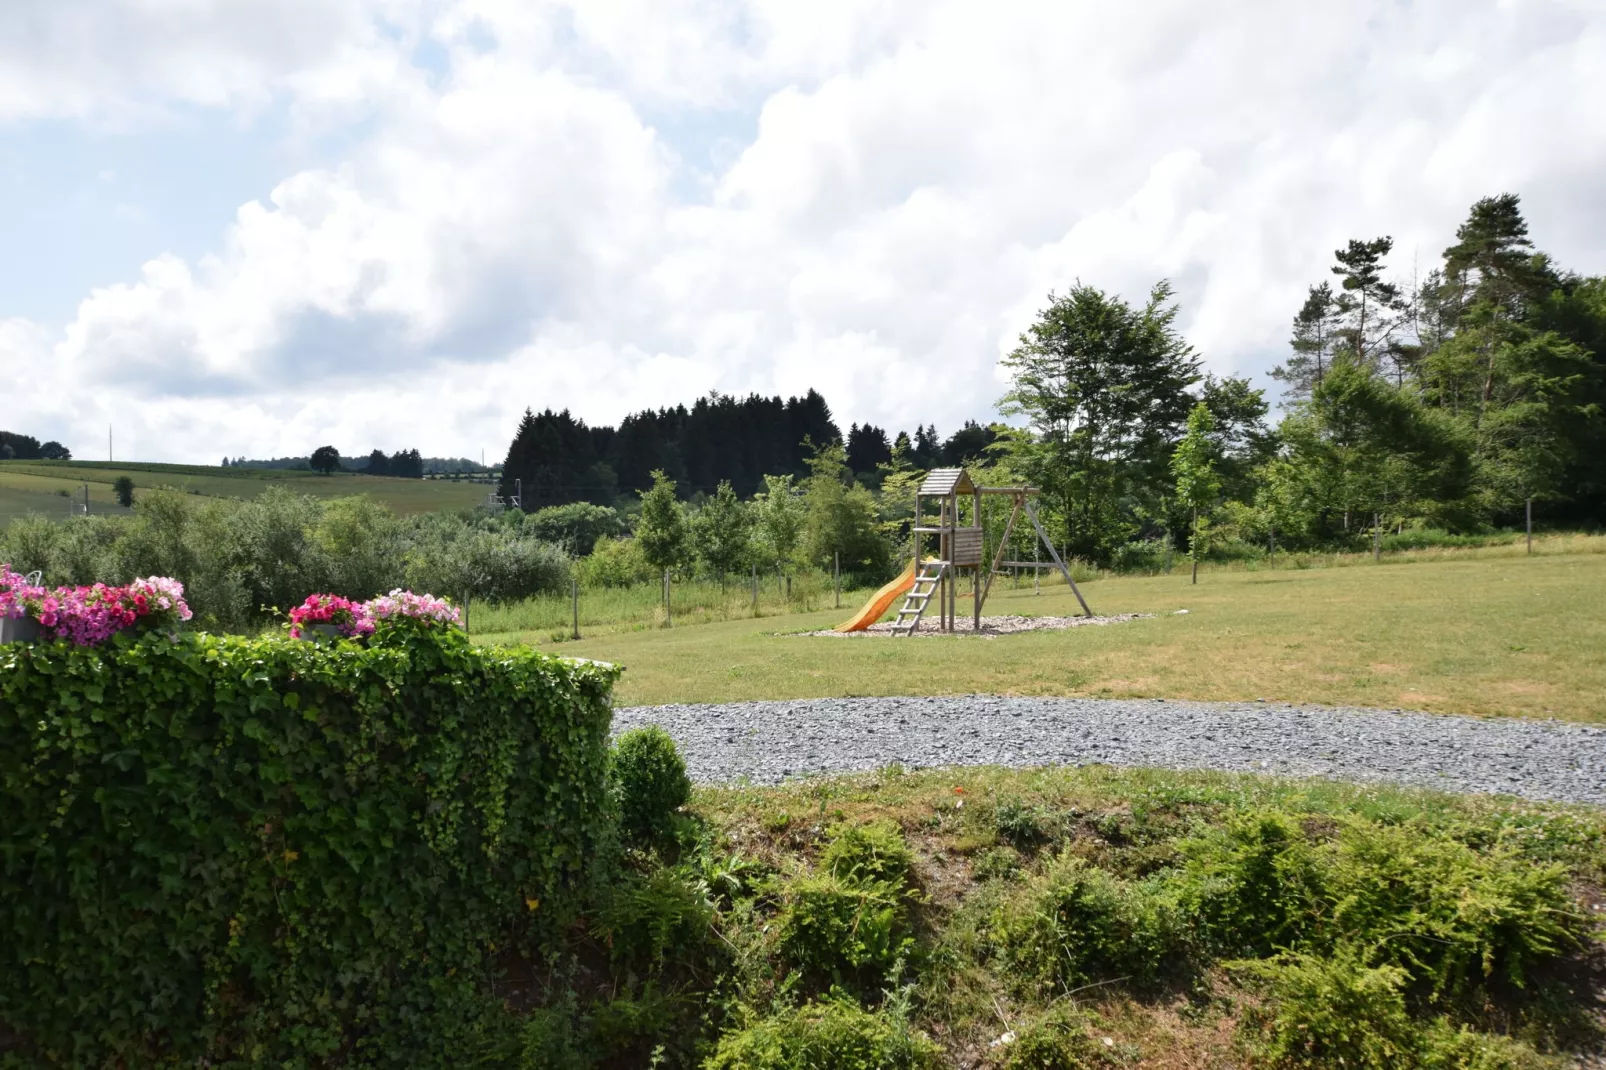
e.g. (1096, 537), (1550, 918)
(890, 467), (1092, 636)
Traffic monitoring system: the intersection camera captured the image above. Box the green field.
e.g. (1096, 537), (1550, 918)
(0, 459), (491, 523)
(483, 538), (1606, 720)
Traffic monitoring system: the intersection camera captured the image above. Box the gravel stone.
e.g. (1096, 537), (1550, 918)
(612, 696), (1606, 807)
(799, 613), (1152, 638)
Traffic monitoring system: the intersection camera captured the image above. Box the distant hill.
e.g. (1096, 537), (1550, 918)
(0, 459), (498, 527)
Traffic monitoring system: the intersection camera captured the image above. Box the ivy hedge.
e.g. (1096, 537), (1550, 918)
(0, 624), (621, 1066)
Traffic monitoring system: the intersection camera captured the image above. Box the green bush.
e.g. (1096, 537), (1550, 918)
(0, 624), (620, 1066)
(578, 536), (657, 588)
(1231, 948), (1560, 1070)
(1319, 821), (1586, 999)
(1231, 946), (1417, 1069)
(819, 820), (916, 888)
(777, 872), (913, 992)
(1180, 810), (1324, 956)
(1419, 1020), (1559, 1070)
(991, 855), (1187, 994)
(704, 1000), (942, 1070)
(613, 725), (693, 847)
(593, 868), (719, 974)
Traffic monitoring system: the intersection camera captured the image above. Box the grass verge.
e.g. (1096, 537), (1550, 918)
(512, 760), (1606, 1069)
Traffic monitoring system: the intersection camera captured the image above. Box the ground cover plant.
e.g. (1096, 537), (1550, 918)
(463, 754), (1606, 1069)
(482, 542), (1606, 721)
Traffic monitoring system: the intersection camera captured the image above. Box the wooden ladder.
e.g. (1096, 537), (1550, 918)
(891, 561), (947, 636)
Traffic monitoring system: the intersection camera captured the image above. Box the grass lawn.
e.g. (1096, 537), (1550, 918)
(484, 541), (1606, 720)
(0, 459), (490, 520)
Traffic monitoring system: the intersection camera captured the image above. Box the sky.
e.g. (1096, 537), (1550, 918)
(3, 0), (1605, 465)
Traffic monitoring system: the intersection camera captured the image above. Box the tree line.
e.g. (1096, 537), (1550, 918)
(0, 432), (71, 461)
(1002, 193), (1603, 566)
(497, 391), (1005, 510)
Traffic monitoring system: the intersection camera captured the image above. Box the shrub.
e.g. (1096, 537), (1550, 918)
(820, 820), (916, 888)
(1109, 538), (1171, 574)
(1179, 810), (1324, 956)
(777, 872), (913, 992)
(1419, 1020), (1558, 1070)
(592, 868), (718, 975)
(518, 1005), (587, 1070)
(0, 625), (620, 1066)
(991, 855), (1188, 993)
(578, 536), (657, 588)
(705, 1000), (942, 1070)
(1231, 945), (1417, 1069)
(1319, 820), (1587, 999)
(613, 725), (693, 847)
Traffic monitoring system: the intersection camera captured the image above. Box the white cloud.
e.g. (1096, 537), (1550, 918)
(4, 0), (1606, 462)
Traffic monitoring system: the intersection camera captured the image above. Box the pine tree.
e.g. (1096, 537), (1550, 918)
(1273, 282), (1340, 398)
(1331, 237), (1403, 369)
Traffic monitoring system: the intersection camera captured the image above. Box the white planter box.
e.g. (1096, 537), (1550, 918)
(1, 617), (41, 644)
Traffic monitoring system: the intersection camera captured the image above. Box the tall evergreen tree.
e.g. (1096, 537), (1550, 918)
(1331, 237), (1404, 369)
(1273, 282), (1341, 398)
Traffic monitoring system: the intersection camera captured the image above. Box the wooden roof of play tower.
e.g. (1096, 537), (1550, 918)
(916, 468), (976, 497)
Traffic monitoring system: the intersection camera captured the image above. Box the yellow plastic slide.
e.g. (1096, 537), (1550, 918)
(834, 560), (917, 632)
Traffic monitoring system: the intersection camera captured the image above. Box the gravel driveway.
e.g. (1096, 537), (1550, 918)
(613, 696), (1606, 806)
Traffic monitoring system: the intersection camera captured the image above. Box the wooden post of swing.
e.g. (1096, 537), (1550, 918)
(973, 487), (981, 631)
(834, 552), (840, 609)
(663, 568), (672, 628)
(1526, 497), (1533, 555)
(751, 563), (759, 616)
(570, 579), (580, 640)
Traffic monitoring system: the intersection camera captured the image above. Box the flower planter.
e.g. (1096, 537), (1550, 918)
(1, 617), (41, 644)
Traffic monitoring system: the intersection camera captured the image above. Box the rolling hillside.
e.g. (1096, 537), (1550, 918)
(0, 460), (494, 525)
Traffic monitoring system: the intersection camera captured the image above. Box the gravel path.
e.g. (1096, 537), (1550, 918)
(613, 696), (1606, 806)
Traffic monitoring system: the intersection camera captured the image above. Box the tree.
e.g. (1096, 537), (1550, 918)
(112, 476), (135, 509)
(1331, 237), (1404, 371)
(524, 502), (622, 556)
(1171, 403), (1220, 584)
(40, 441), (70, 461)
(1272, 282), (1341, 399)
(691, 481), (753, 583)
(999, 280), (1202, 564)
(801, 441), (889, 575)
(309, 446), (341, 474)
(941, 421), (999, 465)
(845, 423), (893, 480)
(636, 470), (687, 623)
(1198, 375), (1275, 505)
(754, 474), (806, 577)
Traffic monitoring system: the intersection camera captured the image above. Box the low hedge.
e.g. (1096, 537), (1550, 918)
(0, 624), (621, 1066)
